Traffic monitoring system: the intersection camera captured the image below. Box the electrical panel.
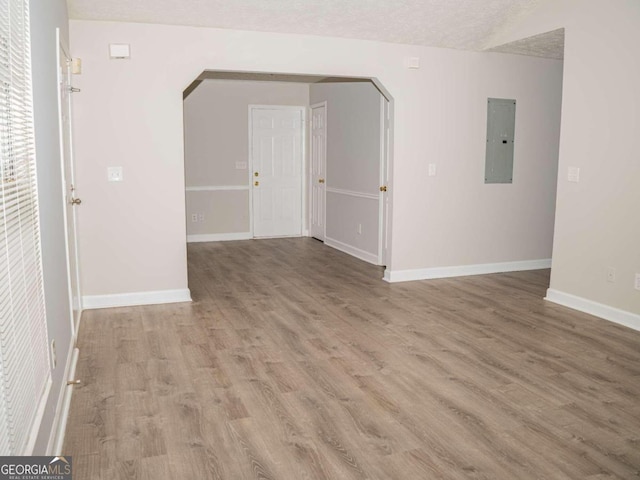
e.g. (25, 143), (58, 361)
(485, 98), (516, 184)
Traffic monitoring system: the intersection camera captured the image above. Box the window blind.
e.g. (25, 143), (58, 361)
(0, 0), (51, 455)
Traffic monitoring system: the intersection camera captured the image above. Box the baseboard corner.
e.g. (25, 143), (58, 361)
(545, 288), (640, 332)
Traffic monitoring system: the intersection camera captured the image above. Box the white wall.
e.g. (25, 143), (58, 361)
(184, 79), (309, 240)
(488, 0), (640, 321)
(29, 0), (72, 453)
(310, 82), (383, 261)
(69, 20), (562, 299)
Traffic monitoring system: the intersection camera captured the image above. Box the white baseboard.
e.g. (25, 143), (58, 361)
(47, 346), (79, 455)
(187, 232), (252, 243)
(325, 237), (379, 265)
(545, 289), (640, 332)
(383, 258), (552, 283)
(83, 288), (192, 309)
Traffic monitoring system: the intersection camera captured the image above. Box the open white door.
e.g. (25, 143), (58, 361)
(250, 106), (304, 238)
(57, 31), (82, 337)
(310, 102), (327, 241)
(378, 96), (390, 266)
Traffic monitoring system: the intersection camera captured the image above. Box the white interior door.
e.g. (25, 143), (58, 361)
(57, 32), (82, 336)
(378, 96), (390, 266)
(251, 106), (304, 238)
(310, 102), (327, 241)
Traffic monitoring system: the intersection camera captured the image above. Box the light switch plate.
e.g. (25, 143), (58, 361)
(107, 166), (123, 182)
(568, 166), (580, 183)
(428, 163), (437, 177)
(235, 161), (247, 170)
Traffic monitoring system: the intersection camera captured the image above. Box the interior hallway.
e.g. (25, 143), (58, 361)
(64, 238), (640, 479)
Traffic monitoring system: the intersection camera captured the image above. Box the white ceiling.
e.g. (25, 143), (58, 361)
(66, 0), (563, 58)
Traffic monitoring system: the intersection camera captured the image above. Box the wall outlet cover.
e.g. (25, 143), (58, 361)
(109, 43), (130, 59)
(107, 166), (123, 182)
(406, 57), (420, 69)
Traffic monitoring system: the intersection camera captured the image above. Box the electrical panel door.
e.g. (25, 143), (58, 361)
(485, 98), (516, 184)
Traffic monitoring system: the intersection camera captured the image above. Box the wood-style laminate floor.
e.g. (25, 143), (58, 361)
(65, 238), (640, 479)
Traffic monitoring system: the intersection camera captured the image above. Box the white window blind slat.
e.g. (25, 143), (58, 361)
(0, 0), (51, 455)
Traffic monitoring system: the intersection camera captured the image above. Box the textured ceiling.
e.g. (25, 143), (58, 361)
(488, 28), (564, 59)
(66, 0), (558, 55)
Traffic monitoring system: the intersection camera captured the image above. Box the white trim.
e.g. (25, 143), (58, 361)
(326, 187), (379, 201)
(25, 375), (52, 455)
(47, 346), (79, 455)
(57, 30), (83, 341)
(301, 107), (307, 239)
(187, 232), (252, 243)
(253, 234), (303, 240)
(325, 237), (378, 265)
(378, 94), (386, 265)
(248, 107), (254, 237)
(545, 289), (640, 332)
(383, 258), (552, 283)
(185, 185), (249, 192)
(83, 289), (192, 309)
(309, 101), (327, 242)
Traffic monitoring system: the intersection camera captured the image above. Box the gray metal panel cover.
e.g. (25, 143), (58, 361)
(485, 98), (516, 184)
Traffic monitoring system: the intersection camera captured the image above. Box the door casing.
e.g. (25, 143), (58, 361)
(378, 96), (390, 266)
(309, 102), (327, 242)
(56, 29), (82, 339)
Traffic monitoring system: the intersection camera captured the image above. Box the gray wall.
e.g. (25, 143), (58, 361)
(30, 0), (72, 453)
(184, 79), (309, 239)
(310, 81), (382, 259)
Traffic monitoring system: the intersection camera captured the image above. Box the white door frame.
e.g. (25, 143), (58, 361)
(248, 105), (306, 238)
(56, 28), (82, 340)
(309, 101), (327, 241)
(378, 96), (390, 266)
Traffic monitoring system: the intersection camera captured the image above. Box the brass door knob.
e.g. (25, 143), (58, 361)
(318, 178), (325, 184)
(379, 186), (387, 192)
(70, 197), (82, 205)
(254, 181), (259, 186)
(254, 172), (259, 177)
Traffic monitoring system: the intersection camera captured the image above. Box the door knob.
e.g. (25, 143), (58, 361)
(70, 197), (82, 205)
(254, 181), (259, 186)
(318, 178), (325, 184)
(254, 172), (259, 177)
(379, 186), (387, 192)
